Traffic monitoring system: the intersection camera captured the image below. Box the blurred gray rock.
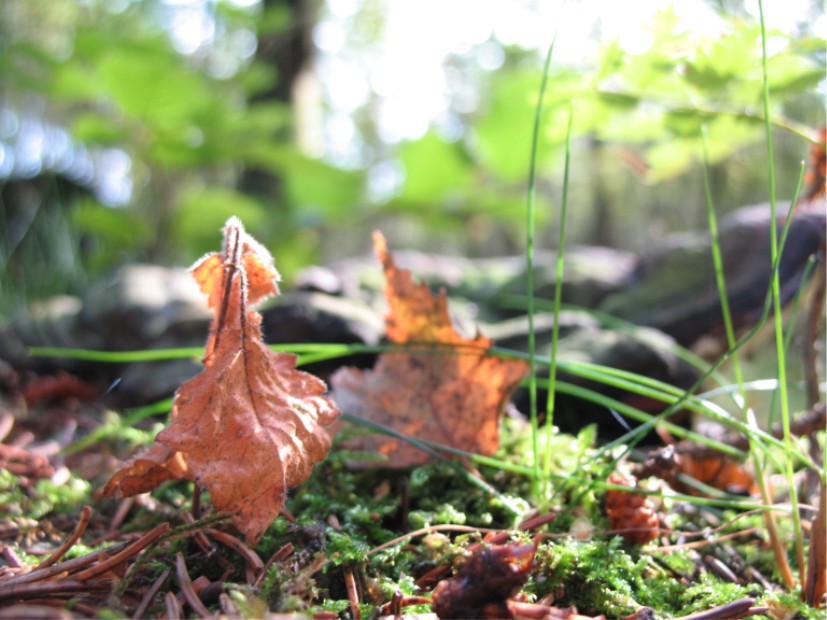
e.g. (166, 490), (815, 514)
(598, 203), (826, 347)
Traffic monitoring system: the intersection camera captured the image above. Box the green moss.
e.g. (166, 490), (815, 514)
(327, 530), (371, 566)
(532, 537), (684, 616)
(764, 590), (820, 619)
(0, 468), (92, 520)
(235, 424), (821, 617)
(677, 575), (754, 614)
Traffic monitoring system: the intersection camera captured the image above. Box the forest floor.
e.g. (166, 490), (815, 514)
(1, 343), (824, 619)
(1, 226), (825, 619)
(0, 384), (823, 618)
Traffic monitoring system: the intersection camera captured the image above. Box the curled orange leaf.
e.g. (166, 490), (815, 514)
(104, 217), (339, 544)
(331, 231), (528, 467)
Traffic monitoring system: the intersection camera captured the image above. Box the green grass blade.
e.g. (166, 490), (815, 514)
(758, 0), (805, 584)
(701, 126), (744, 390)
(543, 104), (574, 494)
(526, 25), (560, 489)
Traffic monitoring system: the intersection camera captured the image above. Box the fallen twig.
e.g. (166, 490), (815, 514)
(0, 542), (130, 588)
(0, 578), (110, 602)
(175, 552), (212, 619)
(37, 505), (92, 570)
(164, 590), (182, 620)
(804, 480), (827, 606)
(0, 545), (24, 570)
(674, 598), (766, 620)
(108, 497), (135, 533)
(253, 542), (294, 588)
(132, 567), (170, 620)
(72, 522), (169, 582)
(344, 568), (361, 620)
(380, 590), (431, 617)
(204, 528), (263, 584)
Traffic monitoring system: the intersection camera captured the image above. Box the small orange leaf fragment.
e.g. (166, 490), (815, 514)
(673, 453), (759, 497)
(331, 231), (529, 467)
(605, 473), (660, 545)
(104, 217), (339, 544)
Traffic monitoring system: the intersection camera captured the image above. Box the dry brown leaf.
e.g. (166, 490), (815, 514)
(331, 231), (529, 467)
(431, 542), (536, 619)
(605, 473), (660, 545)
(104, 217), (339, 544)
(674, 453), (759, 497)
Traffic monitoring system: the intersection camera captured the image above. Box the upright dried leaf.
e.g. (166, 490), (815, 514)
(104, 217), (339, 544)
(331, 231), (528, 467)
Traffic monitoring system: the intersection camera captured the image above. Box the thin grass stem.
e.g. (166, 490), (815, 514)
(758, 0), (805, 587)
(543, 104), (574, 496)
(701, 127), (744, 390)
(525, 30), (560, 490)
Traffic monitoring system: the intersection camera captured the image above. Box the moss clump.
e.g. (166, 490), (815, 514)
(532, 537), (683, 616)
(677, 575), (755, 615)
(0, 468), (91, 520)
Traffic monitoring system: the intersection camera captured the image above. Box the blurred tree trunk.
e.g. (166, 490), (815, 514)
(239, 0), (313, 201)
(588, 137), (615, 247)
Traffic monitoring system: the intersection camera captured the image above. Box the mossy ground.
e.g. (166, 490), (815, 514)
(0, 412), (819, 618)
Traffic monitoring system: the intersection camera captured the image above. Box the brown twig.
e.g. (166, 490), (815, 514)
(344, 568), (360, 620)
(415, 564), (452, 591)
(253, 542), (294, 588)
(0, 579), (110, 602)
(37, 506), (92, 570)
(804, 480), (827, 606)
(72, 522), (169, 582)
(0, 541), (130, 588)
(703, 555), (739, 583)
(164, 591), (182, 620)
(132, 568), (170, 620)
(380, 591), (431, 618)
(0, 603), (74, 619)
(673, 597), (766, 619)
(109, 497), (134, 533)
(192, 482), (203, 520)
(1, 545), (24, 569)
(0, 443), (55, 479)
(803, 261), (824, 409)
(175, 552), (212, 619)
(204, 528), (263, 584)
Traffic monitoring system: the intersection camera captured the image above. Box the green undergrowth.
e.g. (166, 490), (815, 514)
(239, 417), (810, 617)
(2, 383), (819, 617)
(0, 468), (91, 521)
(9, 1), (824, 615)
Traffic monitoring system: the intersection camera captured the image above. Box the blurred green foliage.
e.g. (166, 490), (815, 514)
(0, 1), (823, 315)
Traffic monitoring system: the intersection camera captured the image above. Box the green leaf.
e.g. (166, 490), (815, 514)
(174, 185), (267, 257)
(283, 155), (364, 214)
(766, 53), (825, 93)
(72, 201), (152, 247)
(98, 42), (210, 127)
(644, 116), (758, 181)
(398, 132), (474, 203)
(683, 25), (759, 93)
(247, 146), (364, 215)
(71, 113), (128, 144)
(259, 3), (294, 35)
(474, 69), (561, 181)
